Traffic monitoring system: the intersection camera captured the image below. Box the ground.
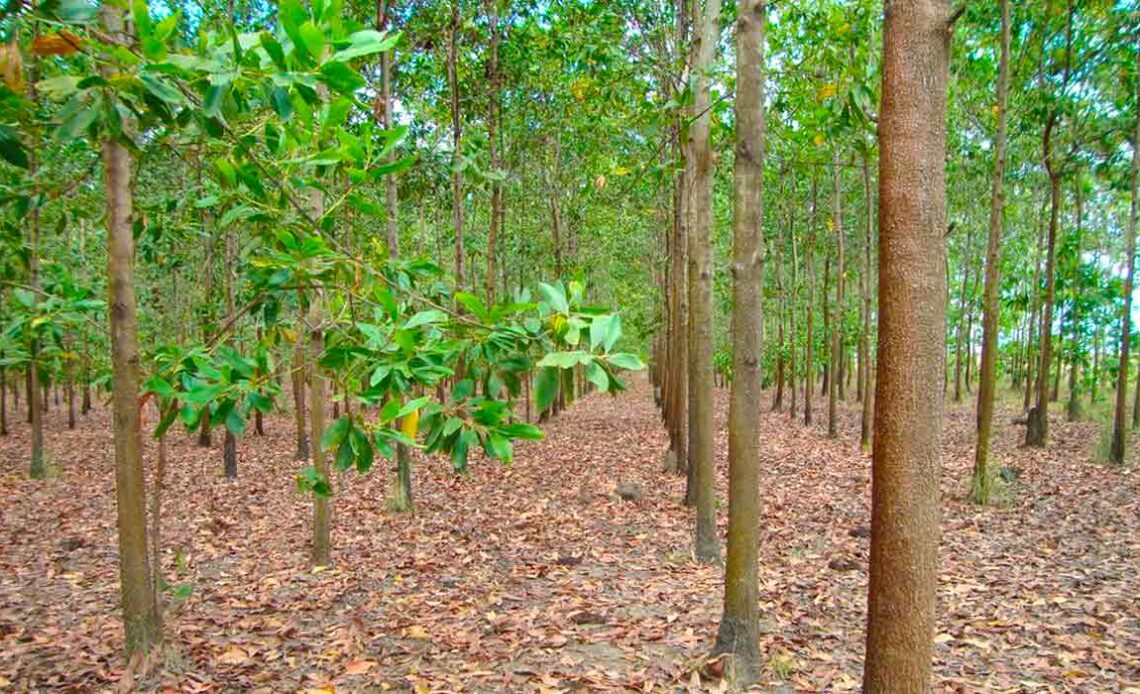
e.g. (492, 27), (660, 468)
(1, 378), (1139, 692)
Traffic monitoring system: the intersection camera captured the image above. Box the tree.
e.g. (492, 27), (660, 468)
(101, 3), (161, 654)
(1111, 39), (1140, 465)
(713, 0), (764, 683)
(972, 0), (1012, 503)
(863, 0), (954, 690)
(687, 0), (721, 564)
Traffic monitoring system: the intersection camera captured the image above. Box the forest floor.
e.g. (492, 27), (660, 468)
(1, 378), (1139, 693)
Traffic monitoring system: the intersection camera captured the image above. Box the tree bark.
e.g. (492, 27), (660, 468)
(448, 0), (465, 287)
(102, 3), (161, 654)
(972, 0), (1011, 501)
(1117, 40), (1140, 463)
(860, 151), (875, 452)
(828, 149), (844, 439)
(485, 0), (501, 300)
(714, 0), (765, 683)
(687, 0), (720, 564)
(27, 62), (44, 479)
(863, 1), (951, 690)
(804, 173), (818, 426)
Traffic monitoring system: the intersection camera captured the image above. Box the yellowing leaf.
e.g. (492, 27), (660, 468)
(612, 166), (631, 176)
(816, 83), (838, 101)
(405, 625), (430, 640)
(813, 133), (826, 147)
(32, 31), (81, 57)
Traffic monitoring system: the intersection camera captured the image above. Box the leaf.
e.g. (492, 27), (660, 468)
(0, 126), (28, 169)
(606, 352), (644, 371)
(405, 625), (430, 640)
(534, 367), (559, 412)
(331, 29), (399, 62)
(343, 659), (376, 676)
(31, 31), (82, 56)
(404, 309), (447, 330)
(537, 282), (569, 315)
(216, 647), (249, 665)
(318, 60), (365, 94)
(297, 21), (326, 59)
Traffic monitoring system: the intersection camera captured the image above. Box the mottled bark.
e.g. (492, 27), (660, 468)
(863, 1), (952, 690)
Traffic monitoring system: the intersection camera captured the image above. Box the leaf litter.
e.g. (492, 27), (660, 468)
(0, 379), (1138, 691)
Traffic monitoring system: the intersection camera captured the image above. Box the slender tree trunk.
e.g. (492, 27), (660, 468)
(860, 151), (875, 452)
(863, 1), (952, 690)
(1024, 200), (1046, 412)
(27, 64), (45, 478)
(448, 0), (465, 287)
(1027, 167), (1061, 446)
(804, 174), (818, 426)
(828, 149), (844, 439)
(687, 0), (720, 564)
(714, 1), (765, 683)
(1116, 48), (1140, 464)
(292, 315), (310, 460)
(102, 3), (160, 654)
(485, 0), (501, 299)
(379, 1), (400, 260)
(667, 0), (690, 476)
(788, 174), (799, 417)
(822, 255), (830, 398)
(0, 360), (6, 436)
(772, 171), (786, 411)
(972, 0), (1011, 501)
(953, 232), (972, 403)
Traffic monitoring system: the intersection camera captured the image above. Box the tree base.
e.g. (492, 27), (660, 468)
(1024, 406), (1046, 447)
(712, 616), (761, 688)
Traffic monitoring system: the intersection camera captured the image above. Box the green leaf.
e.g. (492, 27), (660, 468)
(318, 60), (365, 93)
(0, 126), (28, 169)
(298, 20), (326, 59)
(537, 282), (569, 315)
(225, 408), (246, 436)
(499, 422), (544, 440)
(536, 351), (590, 369)
(269, 86), (293, 121)
(590, 314), (622, 352)
(606, 352), (644, 371)
(139, 73), (183, 104)
(320, 415), (351, 452)
(486, 431), (512, 463)
(404, 309), (447, 330)
(143, 374), (175, 398)
(331, 29), (399, 62)
(585, 360), (610, 393)
(534, 367), (559, 411)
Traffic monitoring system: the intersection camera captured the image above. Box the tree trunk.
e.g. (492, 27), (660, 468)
(485, 0), (501, 299)
(27, 65), (45, 478)
(953, 231), (971, 403)
(828, 149), (844, 439)
(714, 0), (765, 683)
(1113, 63), (1140, 465)
(379, 1), (400, 260)
(687, 0), (720, 564)
(448, 0), (465, 287)
(772, 170), (786, 412)
(292, 317), (310, 461)
(788, 173), (799, 418)
(860, 151), (875, 452)
(972, 0), (1011, 502)
(863, 1), (951, 690)
(804, 173), (818, 426)
(102, 3), (160, 654)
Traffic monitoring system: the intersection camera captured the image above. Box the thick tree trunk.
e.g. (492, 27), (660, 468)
(714, 1), (765, 683)
(972, 0), (1011, 502)
(687, 0), (720, 564)
(863, 1), (952, 690)
(102, 3), (160, 654)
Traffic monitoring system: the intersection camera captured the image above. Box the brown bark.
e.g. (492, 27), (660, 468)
(714, 0), (765, 683)
(860, 151), (875, 452)
(102, 3), (161, 654)
(972, 0), (1011, 502)
(863, 1), (952, 690)
(828, 149), (844, 439)
(448, 0), (465, 287)
(804, 173), (818, 425)
(687, 0), (720, 564)
(485, 0), (501, 300)
(1112, 40), (1140, 464)
(27, 59), (44, 478)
